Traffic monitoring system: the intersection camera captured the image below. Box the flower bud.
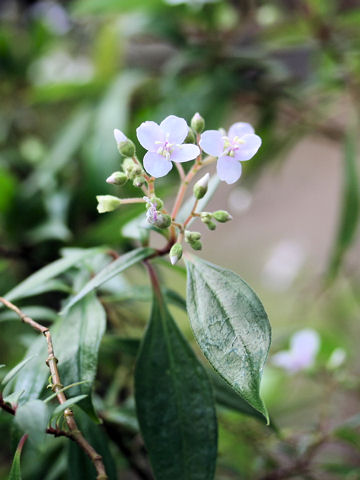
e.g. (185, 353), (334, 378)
(133, 175), (146, 187)
(144, 196), (164, 210)
(106, 171), (128, 185)
(169, 243), (183, 265)
(206, 221), (216, 231)
(118, 139), (136, 157)
(191, 112), (205, 134)
(154, 213), (171, 229)
(193, 173), (210, 200)
(96, 195), (121, 213)
(184, 128), (196, 144)
(185, 230), (201, 243)
(191, 240), (202, 251)
(122, 157), (135, 174)
(213, 210), (233, 223)
(200, 211), (213, 223)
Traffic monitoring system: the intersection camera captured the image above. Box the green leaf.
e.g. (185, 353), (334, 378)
(51, 394), (88, 418)
(8, 435), (27, 480)
(4, 248), (105, 303)
(15, 399), (49, 447)
(54, 294), (106, 421)
(135, 281), (217, 480)
(2, 355), (38, 388)
(186, 257), (271, 421)
(62, 247), (154, 313)
(328, 130), (360, 280)
(0, 306), (59, 323)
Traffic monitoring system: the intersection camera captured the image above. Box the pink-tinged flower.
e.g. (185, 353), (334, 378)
(200, 122), (261, 184)
(272, 329), (320, 374)
(136, 115), (200, 178)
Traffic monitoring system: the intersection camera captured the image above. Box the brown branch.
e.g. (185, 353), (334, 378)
(0, 296), (108, 480)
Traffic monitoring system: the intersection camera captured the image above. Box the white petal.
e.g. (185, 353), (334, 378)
(160, 115), (189, 144)
(199, 130), (224, 156)
(234, 134), (262, 161)
(171, 144), (200, 163)
(216, 156), (242, 184)
(143, 152), (173, 178)
(136, 121), (164, 151)
(228, 122), (254, 139)
(113, 128), (127, 144)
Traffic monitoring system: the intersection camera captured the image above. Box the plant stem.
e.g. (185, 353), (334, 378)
(121, 197), (147, 205)
(0, 296), (108, 480)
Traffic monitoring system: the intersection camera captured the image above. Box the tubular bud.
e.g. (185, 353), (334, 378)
(106, 171), (128, 185)
(193, 173), (210, 200)
(118, 139), (136, 157)
(213, 210), (233, 223)
(184, 128), (196, 144)
(206, 221), (217, 231)
(191, 240), (202, 251)
(169, 243), (183, 265)
(96, 195), (122, 213)
(191, 112), (205, 134)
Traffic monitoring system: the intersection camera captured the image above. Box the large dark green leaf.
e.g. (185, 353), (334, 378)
(62, 247), (154, 313)
(186, 257), (271, 421)
(54, 294), (106, 421)
(328, 130), (360, 280)
(135, 283), (217, 480)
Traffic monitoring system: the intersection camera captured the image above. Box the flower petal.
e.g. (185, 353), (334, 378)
(228, 122), (254, 139)
(136, 121), (164, 151)
(171, 144), (200, 163)
(160, 115), (189, 144)
(114, 128), (127, 144)
(234, 134), (262, 161)
(199, 130), (224, 156)
(216, 156), (242, 184)
(143, 152), (173, 178)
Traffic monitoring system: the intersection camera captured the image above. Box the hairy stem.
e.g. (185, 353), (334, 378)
(0, 297), (108, 480)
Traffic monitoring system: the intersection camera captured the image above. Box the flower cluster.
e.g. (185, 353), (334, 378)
(96, 113), (262, 264)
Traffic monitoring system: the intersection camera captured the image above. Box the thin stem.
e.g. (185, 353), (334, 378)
(183, 199), (199, 229)
(120, 197), (147, 205)
(174, 163), (185, 181)
(143, 260), (161, 299)
(0, 297), (108, 480)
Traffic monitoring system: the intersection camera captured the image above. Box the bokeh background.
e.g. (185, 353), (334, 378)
(1, 0), (360, 478)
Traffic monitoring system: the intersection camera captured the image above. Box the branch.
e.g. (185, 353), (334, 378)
(0, 296), (108, 480)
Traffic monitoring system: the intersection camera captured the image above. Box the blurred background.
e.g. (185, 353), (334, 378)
(1, 0), (360, 478)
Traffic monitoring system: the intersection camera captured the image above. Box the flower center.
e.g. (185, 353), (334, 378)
(155, 140), (174, 161)
(222, 135), (245, 158)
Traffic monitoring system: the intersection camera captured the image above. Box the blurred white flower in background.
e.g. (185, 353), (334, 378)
(228, 187), (253, 214)
(327, 348), (346, 370)
(272, 329), (320, 374)
(30, 1), (71, 35)
(28, 50), (94, 86)
(261, 240), (306, 291)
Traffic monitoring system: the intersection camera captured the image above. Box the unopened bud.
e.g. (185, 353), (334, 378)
(118, 139), (136, 157)
(184, 128), (196, 144)
(200, 211), (213, 223)
(144, 196), (164, 210)
(191, 240), (202, 251)
(191, 112), (205, 134)
(122, 157), (135, 174)
(169, 243), (183, 265)
(185, 230), (201, 243)
(106, 171), (128, 185)
(155, 213), (171, 229)
(96, 195), (121, 213)
(206, 221), (216, 231)
(193, 173), (210, 199)
(213, 210), (233, 223)
(133, 175), (146, 187)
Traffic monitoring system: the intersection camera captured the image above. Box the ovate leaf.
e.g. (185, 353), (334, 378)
(54, 294), (106, 421)
(62, 247), (154, 312)
(186, 257), (271, 421)
(135, 282), (217, 480)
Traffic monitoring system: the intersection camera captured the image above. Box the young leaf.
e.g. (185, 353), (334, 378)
(8, 434), (27, 480)
(4, 248), (105, 303)
(54, 293), (106, 421)
(62, 247), (154, 313)
(51, 394), (88, 418)
(135, 282), (218, 480)
(186, 257), (271, 421)
(328, 130), (360, 280)
(15, 399), (49, 447)
(2, 355), (38, 388)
